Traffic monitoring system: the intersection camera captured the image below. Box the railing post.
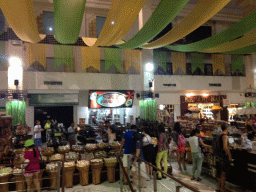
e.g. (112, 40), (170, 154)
(176, 185), (182, 192)
(138, 161), (141, 192)
(120, 161), (123, 192)
(153, 171), (157, 192)
(61, 160), (65, 192)
(56, 161), (61, 192)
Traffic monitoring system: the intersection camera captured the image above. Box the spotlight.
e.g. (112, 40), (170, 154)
(111, 21), (115, 25)
(145, 63), (154, 72)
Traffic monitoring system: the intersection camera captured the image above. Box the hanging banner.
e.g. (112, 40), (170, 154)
(81, 47), (101, 71)
(154, 51), (167, 72)
(191, 53), (204, 73)
(26, 43), (46, 67)
(212, 54), (225, 74)
(171, 52), (186, 74)
(124, 50), (141, 72)
(89, 90), (134, 109)
(104, 48), (122, 71)
(231, 55), (244, 73)
(54, 45), (74, 69)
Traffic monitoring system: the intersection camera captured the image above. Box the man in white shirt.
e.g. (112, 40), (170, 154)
(68, 122), (76, 146)
(34, 120), (44, 148)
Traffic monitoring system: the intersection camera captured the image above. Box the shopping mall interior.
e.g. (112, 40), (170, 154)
(0, 0), (256, 191)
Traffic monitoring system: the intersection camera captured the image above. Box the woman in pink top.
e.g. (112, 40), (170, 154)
(23, 139), (41, 192)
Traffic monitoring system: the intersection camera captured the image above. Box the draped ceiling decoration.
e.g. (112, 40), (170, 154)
(81, 47), (101, 71)
(117, 0), (190, 49)
(141, 0), (232, 49)
(124, 50), (141, 72)
(1, 0), (43, 43)
(154, 51), (167, 72)
(212, 54), (225, 74)
(104, 48), (122, 71)
(54, 45), (74, 69)
(191, 53), (204, 73)
(26, 43), (46, 67)
(166, 10), (256, 52)
(93, 0), (146, 47)
(171, 52), (186, 74)
(231, 55), (244, 73)
(53, 0), (87, 44)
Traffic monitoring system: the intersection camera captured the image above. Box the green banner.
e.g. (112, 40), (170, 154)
(224, 44), (256, 55)
(166, 10), (256, 52)
(54, 0), (87, 44)
(6, 101), (26, 127)
(54, 45), (74, 69)
(231, 55), (243, 73)
(0, 41), (6, 68)
(191, 53), (204, 73)
(154, 51), (167, 72)
(104, 48), (122, 71)
(29, 94), (79, 106)
(139, 100), (157, 121)
(117, 0), (190, 49)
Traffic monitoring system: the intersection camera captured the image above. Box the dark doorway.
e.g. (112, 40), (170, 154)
(34, 106), (74, 142)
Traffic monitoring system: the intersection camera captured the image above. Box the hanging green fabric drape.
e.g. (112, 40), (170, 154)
(0, 41), (6, 67)
(139, 100), (157, 121)
(54, 45), (74, 69)
(224, 44), (256, 55)
(6, 101), (26, 127)
(53, 0), (87, 44)
(154, 51), (167, 72)
(104, 48), (122, 71)
(141, 0), (231, 49)
(231, 55), (244, 73)
(191, 53), (204, 73)
(116, 0), (190, 49)
(166, 10), (256, 52)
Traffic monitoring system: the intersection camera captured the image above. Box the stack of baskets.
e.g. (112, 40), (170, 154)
(76, 160), (90, 186)
(63, 162), (76, 188)
(0, 167), (12, 192)
(104, 157), (117, 183)
(90, 159), (103, 185)
(46, 163), (59, 190)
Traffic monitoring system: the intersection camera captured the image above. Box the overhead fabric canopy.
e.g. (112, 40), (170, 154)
(54, 45), (74, 69)
(93, 0), (146, 47)
(116, 0), (190, 49)
(104, 48), (122, 71)
(81, 47), (101, 71)
(231, 55), (244, 73)
(53, 0), (87, 44)
(1, 0), (42, 43)
(140, 0), (231, 49)
(224, 44), (256, 55)
(26, 43), (47, 68)
(202, 31), (256, 53)
(166, 10), (256, 52)
(191, 53), (204, 73)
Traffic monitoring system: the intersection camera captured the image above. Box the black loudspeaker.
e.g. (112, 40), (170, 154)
(149, 82), (153, 88)
(13, 93), (18, 99)
(14, 80), (19, 86)
(136, 93), (140, 98)
(155, 93), (159, 98)
(148, 92), (153, 98)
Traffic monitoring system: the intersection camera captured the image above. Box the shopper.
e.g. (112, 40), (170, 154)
(131, 132), (147, 189)
(34, 120), (43, 148)
(119, 124), (137, 183)
(44, 120), (51, 142)
(107, 125), (116, 144)
(172, 122), (187, 171)
(142, 128), (154, 178)
(156, 125), (169, 180)
(68, 122), (76, 146)
(188, 128), (211, 181)
(23, 139), (41, 192)
(216, 124), (232, 192)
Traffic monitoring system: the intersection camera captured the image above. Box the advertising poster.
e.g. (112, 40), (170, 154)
(79, 118), (85, 124)
(89, 90), (134, 109)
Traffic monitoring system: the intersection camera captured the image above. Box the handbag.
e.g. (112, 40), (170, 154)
(169, 140), (178, 152)
(198, 138), (206, 154)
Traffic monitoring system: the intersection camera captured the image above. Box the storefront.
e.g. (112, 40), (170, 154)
(88, 90), (135, 125)
(180, 95), (228, 121)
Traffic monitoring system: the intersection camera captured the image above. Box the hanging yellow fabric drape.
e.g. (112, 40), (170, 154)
(1, 0), (42, 43)
(125, 50), (141, 72)
(212, 54), (225, 74)
(141, 0), (231, 49)
(26, 43), (46, 68)
(81, 47), (101, 71)
(82, 37), (125, 47)
(202, 31), (256, 53)
(93, 0), (145, 47)
(171, 52), (186, 74)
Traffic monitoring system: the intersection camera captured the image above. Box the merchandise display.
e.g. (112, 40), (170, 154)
(76, 160), (90, 167)
(72, 145), (84, 152)
(50, 154), (64, 161)
(12, 168), (24, 175)
(0, 167), (12, 177)
(46, 163), (58, 171)
(97, 142), (109, 149)
(85, 143), (97, 151)
(66, 152), (79, 161)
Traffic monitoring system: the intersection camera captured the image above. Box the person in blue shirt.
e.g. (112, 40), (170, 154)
(119, 125), (137, 183)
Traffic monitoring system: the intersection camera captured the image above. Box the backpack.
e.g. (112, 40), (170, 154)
(177, 133), (187, 146)
(212, 134), (225, 158)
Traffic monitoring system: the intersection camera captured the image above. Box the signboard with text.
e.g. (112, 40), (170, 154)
(183, 95), (227, 103)
(89, 90), (135, 109)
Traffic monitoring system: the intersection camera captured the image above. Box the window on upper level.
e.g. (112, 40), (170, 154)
(96, 16), (106, 38)
(186, 63), (192, 75)
(0, 9), (5, 34)
(166, 63), (173, 75)
(205, 64), (213, 76)
(43, 12), (55, 35)
(186, 26), (212, 43)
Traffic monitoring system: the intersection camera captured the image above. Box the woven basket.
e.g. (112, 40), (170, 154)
(42, 151), (54, 156)
(85, 148), (97, 152)
(63, 166), (75, 188)
(76, 165), (90, 186)
(105, 162), (117, 183)
(46, 170), (58, 190)
(0, 174), (11, 192)
(91, 163), (103, 185)
(58, 149), (70, 154)
(31, 169), (44, 190)
(14, 174), (26, 192)
(110, 145), (120, 150)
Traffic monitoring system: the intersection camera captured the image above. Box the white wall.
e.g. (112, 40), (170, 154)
(0, 71), (8, 90)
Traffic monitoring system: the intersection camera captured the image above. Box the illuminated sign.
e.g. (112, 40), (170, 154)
(89, 90), (134, 108)
(183, 95), (226, 103)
